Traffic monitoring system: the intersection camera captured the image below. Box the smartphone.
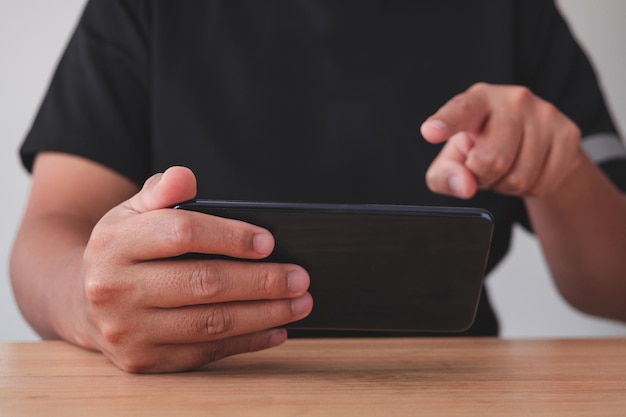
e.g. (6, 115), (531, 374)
(174, 200), (494, 333)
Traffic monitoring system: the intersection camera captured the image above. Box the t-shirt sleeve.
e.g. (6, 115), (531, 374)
(515, 0), (626, 193)
(20, 0), (152, 186)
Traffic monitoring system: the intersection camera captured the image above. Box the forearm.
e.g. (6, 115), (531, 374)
(525, 150), (626, 321)
(10, 212), (96, 347)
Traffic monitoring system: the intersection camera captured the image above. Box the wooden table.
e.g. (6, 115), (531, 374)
(1, 338), (625, 416)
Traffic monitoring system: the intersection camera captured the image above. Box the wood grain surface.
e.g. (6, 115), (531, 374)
(1, 338), (625, 416)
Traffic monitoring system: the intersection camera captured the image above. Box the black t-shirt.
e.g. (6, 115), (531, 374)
(21, 0), (626, 336)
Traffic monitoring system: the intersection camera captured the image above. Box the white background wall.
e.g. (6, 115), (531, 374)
(1, 0), (625, 342)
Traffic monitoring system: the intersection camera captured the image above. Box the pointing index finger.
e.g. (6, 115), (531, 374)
(421, 83), (491, 144)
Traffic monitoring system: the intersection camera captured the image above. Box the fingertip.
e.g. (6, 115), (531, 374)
(124, 166), (198, 214)
(267, 328), (288, 348)
(448, 174), (476, 199)
(291, 292), (314, 317)
(141, 166), (197, 211)
(426, 160), (477, 200)
(421, 119), (450, 143)
(158, 166), (197, 195)
(287, 267), (310, 295)
(253, 232), (275, 256)
(426, 118), (449, 133)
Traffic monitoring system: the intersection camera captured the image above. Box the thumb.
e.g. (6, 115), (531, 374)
(124, 166), (197, 214)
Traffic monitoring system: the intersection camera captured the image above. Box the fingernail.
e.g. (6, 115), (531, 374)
(427, 119), (449, 132)
(291, 294), (312, 316)
(288, 269), (309, 295)
(253, 233), (274, 255)
(268, 329), (287, 347)
(448, 175), (465, 198)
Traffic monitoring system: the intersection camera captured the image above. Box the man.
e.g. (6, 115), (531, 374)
(11, 0), (626, 372)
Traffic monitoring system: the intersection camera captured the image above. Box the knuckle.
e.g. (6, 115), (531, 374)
(99, 321), (130, 347)
(474, 150), (509, 177)
(198, 305), (233, 339)
(189, 263), (227, 301)
(508, 85), (534, 108)
(167, 215), (196, 250)
(543, 101), (560, 118)
(256, 265), (281, 296)
(84, 275), (118, 307)
(536, 101), (562, 128)
(116, 353), (158, 374)
(101, 327), (159, 373)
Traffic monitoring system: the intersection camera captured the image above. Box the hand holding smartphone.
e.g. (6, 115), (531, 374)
(175, 200), (493, 333)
